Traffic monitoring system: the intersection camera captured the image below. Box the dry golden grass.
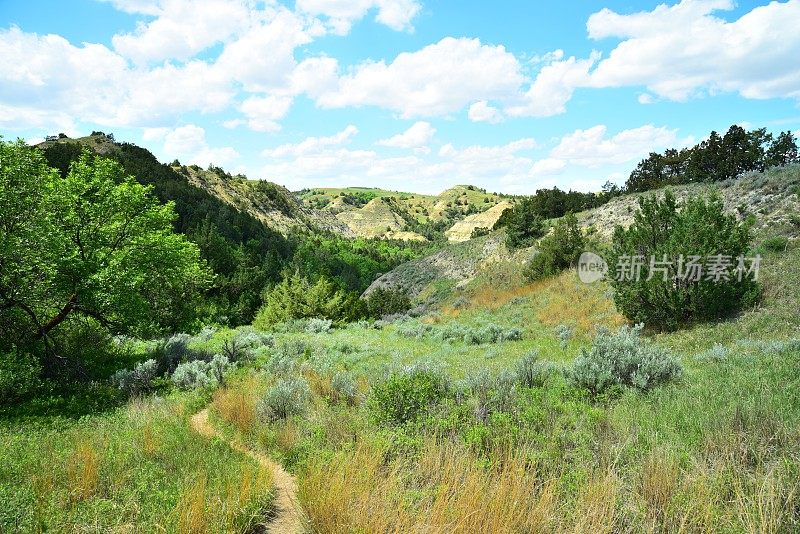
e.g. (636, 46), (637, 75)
(274, 420), (301, 453)
(446, 270), (625, 334)
(572, 471), (618, 534)
(222, 464), (273, 528)
(639, 450), (680, 529)
(303, 367), (335, 401)
(534, 273), (626, 333)
(141, 422), (160, 456)
(211, 377), (260, 435)
(65, 439), (100, 502)
(174, 474), (208, 534)
(299, 438), (560, 533)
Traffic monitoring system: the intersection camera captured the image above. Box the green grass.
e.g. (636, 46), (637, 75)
(0, 392), (275, 532)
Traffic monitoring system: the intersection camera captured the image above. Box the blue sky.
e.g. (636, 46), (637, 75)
(2, 0), (799, 194)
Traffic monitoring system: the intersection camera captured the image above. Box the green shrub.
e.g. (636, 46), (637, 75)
(470, 226), (491, 239)
(254, 271), (360, 328)
(0, 349), (40, 405)
(609, 192), (760, 330)
(570, 325), (683, 394)
(256, 377), (310, 422)
(364, 288), (411, 319)
(524, 213), (585, 281)
(368, 366), (449, 426)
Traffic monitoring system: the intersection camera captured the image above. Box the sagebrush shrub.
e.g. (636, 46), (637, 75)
(570, 325), (683, 394)
(256, 377), (310, 422)
(396, 321), (432, 339)
(305, 318), (333, 334)
(171, 356), (231, 390)
(695, 343), (729, 362)
(516, 350), (561, 388)
(368, 365), (450, 426)
(330, 371), (359, 405)
(232, 328), (273, 350)
(111, 359), (158, 397)
(555, 324), (573, 348)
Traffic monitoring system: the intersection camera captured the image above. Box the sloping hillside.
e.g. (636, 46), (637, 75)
(580, 165), (800, 238)
(368, 166), (800, 303)
(444, 201), (513, 241)
(37, 133), (352, 238)
(179, 165), (353, 237)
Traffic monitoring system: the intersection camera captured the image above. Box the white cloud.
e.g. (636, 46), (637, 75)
(376, 121), (435, 149)
(239, 95), (294, 132)
(587, 0), (800, 101)
(638, 93), (654, 105)
(262, 125), (359, 158)
(162, 124), (238, 167)
(314, 37), (525, 118)
(549, 124), (677, 167)
(111, 0), (252, 64)
(506, 53), (597, 118)
(468, 101), (503, 123)
(530, 158), (566, 176)
(295, 0), (421, 34)
(213, 8), (314, 93)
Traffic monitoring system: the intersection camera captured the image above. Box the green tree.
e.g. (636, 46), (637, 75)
(524, 213), (585, 281)
(494, 197), (544, 249)
(0, 141), (212, 366)
(765, 131), (799, 167)
(608, 192), (759, 331)
(253, 271), (363, 328)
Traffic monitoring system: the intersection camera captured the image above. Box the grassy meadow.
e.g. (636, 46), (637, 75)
(4, 245), (796, 532)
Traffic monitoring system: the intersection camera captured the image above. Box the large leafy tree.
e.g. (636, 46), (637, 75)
(0, 140), (212, 365)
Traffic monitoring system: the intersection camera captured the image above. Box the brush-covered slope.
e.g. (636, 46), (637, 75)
(37, 133), (352, 238)
(178, 165), (353, 237)
(368, 165), (800, 303)
(579, 165), (800, 238)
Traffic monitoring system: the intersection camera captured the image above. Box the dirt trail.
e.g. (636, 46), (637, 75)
(190, 408), (305, 534)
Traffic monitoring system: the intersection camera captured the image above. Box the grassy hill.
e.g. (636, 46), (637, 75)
(301, 184), (513, 241)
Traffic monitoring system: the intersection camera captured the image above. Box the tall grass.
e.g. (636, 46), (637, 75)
(0, 396), (275, 532)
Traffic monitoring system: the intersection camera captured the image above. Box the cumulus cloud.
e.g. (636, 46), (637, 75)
(548, 124), (677, 168)
(159, 124), (239, 167)
(506, 53), (598, 118)
(239, 95), (294, 132)
(376, 121), (436, 150)
(111, 0), (252, 64)
(468, 101), (503, 123)
(262, 125), (359, 158)
(314, 37), (525, 118)
(587, 0), (800, 101)
(295, 0), (421, 34)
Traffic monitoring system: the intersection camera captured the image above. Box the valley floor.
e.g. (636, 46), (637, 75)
(2, 246), (799, 533)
